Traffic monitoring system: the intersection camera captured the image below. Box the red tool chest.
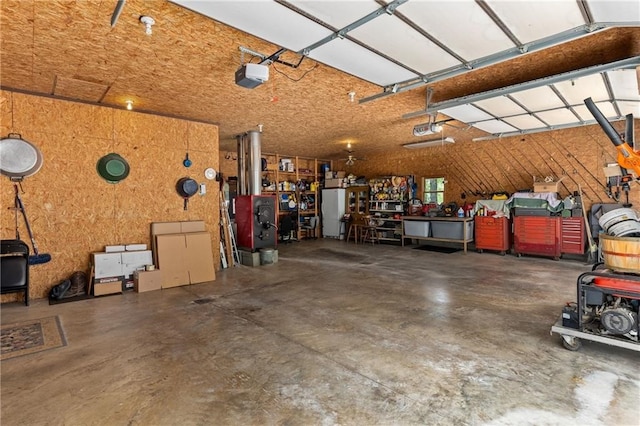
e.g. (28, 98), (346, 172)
(513, 216), (561, 260)
(475, 216), (511, 255)
(560, 217), (585, 255)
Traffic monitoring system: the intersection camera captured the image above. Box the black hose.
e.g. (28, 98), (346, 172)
(584, 97), (624, 147)
(625, 113), (634, 148)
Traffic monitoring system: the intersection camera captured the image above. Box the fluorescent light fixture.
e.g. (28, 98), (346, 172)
(403, 136), (455, 149)
(412, 121), (443, 136)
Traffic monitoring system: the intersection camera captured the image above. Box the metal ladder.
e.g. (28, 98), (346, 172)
(224, 200), (240, 266)
(219, 192), (240, 267)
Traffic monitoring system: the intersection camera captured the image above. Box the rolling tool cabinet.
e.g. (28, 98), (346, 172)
(513, 216), (561, 260)
(474, 216), (511, 255)
(560, 217), (586, 255)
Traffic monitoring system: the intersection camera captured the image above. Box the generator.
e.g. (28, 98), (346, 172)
(551, 268), (640, 352)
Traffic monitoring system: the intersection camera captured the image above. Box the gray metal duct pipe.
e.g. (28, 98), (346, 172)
(237, 134), (247, 195)
(247, 130), (262, 195)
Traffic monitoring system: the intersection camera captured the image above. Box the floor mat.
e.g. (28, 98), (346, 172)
(1, 316), (67, 361)
(413, 245), (461, 254)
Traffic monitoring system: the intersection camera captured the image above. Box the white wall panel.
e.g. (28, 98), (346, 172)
(554, 73), (609, 105)
(503, 114), (546, 130)
(510, 86), (565, 111)
(439, 104), (494, 123)
(349, 14), (460, 74)
(397, 0), (514, 60)
(536, 108), (581, 126)
(486, 1), (585, 43)
(608, 70), (640, 101)
(472, 119), (517, 134)
(615, 101), (640, 117)
(288, 0), (380, 29)
(586, 0), (640, 22)
(309, 38), (418, 86)
(173, 0), (332, 51)
(473, 96), (527, 116)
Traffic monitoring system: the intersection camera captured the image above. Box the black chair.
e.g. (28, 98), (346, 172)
(301, 215), (319, 239)
(1, 239), (30, 306)
(279, 214), (296, 243)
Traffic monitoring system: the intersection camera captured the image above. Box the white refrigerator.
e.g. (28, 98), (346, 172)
(321, 188), (346, 239)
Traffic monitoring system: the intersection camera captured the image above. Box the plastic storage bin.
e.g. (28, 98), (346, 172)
(431, 221), (474, 240)
(404, 221), (430, 237)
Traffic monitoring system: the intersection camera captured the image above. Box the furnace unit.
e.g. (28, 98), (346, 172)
(235, 195), (277, 251)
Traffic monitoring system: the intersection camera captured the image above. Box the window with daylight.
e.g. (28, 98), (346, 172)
(423, 177), (445, 205)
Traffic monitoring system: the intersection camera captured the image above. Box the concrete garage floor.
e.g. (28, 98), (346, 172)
(1, 239), (638, 425)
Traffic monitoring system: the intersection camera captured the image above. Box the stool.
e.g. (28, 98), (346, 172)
(361, 225), (380, 244)
(345, 223), (359, 243)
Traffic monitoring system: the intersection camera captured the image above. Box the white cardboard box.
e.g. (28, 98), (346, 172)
(121, 250), (153, 278)
(105, 245), (126, 253)
(92, 250), (152, 279)
(125, 244), (148, 251)
(92, 253), (123, 279)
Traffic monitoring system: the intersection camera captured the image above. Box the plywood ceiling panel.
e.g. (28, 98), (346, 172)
(53, 76), (109, 103)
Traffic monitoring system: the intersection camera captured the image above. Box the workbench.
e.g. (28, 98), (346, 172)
(401, 216), (474, 253)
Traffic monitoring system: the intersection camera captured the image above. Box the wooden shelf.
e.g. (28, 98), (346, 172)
(367, 176), (412, 244)
(261, 153), (331, 238)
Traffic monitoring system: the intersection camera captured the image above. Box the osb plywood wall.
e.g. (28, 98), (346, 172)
(0, 90), (220, 302)
(219, 150), (238, 180)
(349, 123), (639, 208)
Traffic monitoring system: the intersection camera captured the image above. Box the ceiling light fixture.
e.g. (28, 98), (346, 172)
(403, 137), (455, 149)
(139, 15), (155, 35)
(125, 100), (133, 110)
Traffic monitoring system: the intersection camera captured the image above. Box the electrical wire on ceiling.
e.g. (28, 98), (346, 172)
(272, 61), (318, 82)
(239, 46), (318, 82)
